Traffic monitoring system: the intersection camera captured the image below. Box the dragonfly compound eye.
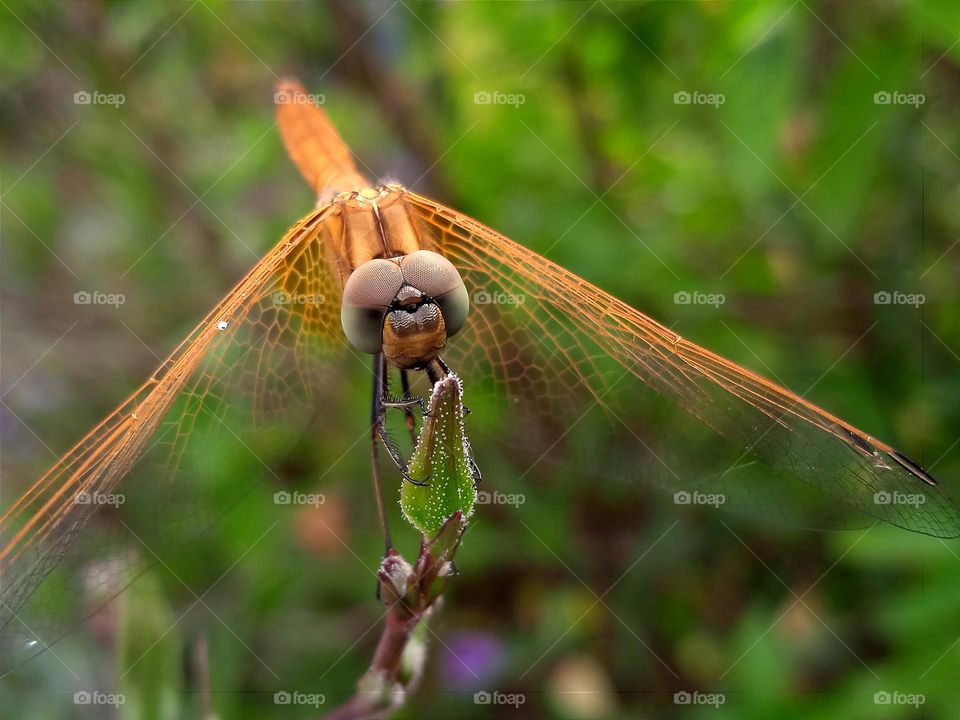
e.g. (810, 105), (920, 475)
(341, 258), (404, 353)
(398, 250), (469, 337)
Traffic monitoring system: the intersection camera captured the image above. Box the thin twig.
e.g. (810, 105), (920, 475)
(321, 512), (466, 720)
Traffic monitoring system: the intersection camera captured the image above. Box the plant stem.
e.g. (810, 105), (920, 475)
(320, 513), (466, 720)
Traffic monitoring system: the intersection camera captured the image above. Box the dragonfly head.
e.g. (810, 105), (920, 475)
(341, 250), (469, 369)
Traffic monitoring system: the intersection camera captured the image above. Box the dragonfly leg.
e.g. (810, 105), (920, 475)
(371, 353), (392, 554)
(469, 455), (482, 486)
(382, 370), (426, 433)
(378, 425), (429, 486)
(382, 396), (427, 416)
(375, 357), (429, 487)
(426, 357), (449, 384)
(383, 370), (427, 416)
(399, 370), (420, 445)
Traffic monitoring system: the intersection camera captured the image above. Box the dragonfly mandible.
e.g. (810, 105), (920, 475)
(1, 79), (957, 675)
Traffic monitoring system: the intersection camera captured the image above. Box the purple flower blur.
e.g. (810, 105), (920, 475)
(441, 630), (505, 690)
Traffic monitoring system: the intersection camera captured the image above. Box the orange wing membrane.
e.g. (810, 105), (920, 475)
(0, 203), (348, 672)
(401, 191), (960, 538)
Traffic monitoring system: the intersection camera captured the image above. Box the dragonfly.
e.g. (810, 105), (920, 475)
(2, 79), (958, 676)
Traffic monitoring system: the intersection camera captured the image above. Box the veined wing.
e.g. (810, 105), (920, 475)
(403, 191), (960, 539)
(0, 203), (349, 674)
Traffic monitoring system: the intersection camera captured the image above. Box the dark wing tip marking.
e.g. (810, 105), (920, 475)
(838, 426), (878, 457)
(888, 450), (938, 487)
(838, 426), (939, 488)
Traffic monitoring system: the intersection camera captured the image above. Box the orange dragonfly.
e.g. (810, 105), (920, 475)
(2, 79), (958, 675)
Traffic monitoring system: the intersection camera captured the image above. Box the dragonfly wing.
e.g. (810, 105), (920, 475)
(0, 203), (350, 673)
(404, 191), (960, 539)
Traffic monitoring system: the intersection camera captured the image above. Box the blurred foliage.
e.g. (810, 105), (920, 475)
(117, 572), (182, 720)
(2, 1), (960, 718)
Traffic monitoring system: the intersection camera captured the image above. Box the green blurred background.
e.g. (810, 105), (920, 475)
(2, 1), (959, 718)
